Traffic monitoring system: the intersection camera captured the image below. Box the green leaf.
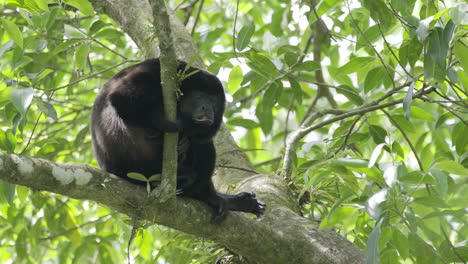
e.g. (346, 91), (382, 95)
(413, 196), (449, 208)
(148, 174), (161, 182)
(428, 28), (448, 67)
(454, 42), (468, 74)
(1, 18), (23, 49)
(410, 106), (434, 121)
(337, 57), (375, 74)
(429, 168), (448, 197)
(391, 115), (415, 133)
(364, 67), (386, 92)
(288, 77), (303, 104)
(292, 61), (320, 71)
(416, 16), (432, 42)
(262, 81), (282, 109)
(36, 100), (58, 121)
(336, 85), (363, 105)
(369, 125), (387, 144)
(255, 107), (273, 135)
(357, 25), (380, 51)
(227, 66), (243, 93)
(452, 122), (468, 155)
(366, 220), (383, 264)
(11, 88), (34, 115)
(402, 83), (414, 120)
(0, 129), (16, 153)
(368, 143), (385, 168)
(35, 0), (49, 10)
(228, 118), (259, 129)
(399, 171), (435, 184)
(74, 44), (89, 70)
(450, 3), (468, 25)
(236, 23), (255, 51)
(127, 172), (148, 182)
(65, 0), (95, 15)
(247, 53), (278, 78)
(0, 183), (16, 206)
(424, 50), (436, 81)
(392, 229), (409, 259)
(434, 160), (468, 176)
(334, 158), (369, 168)
(33, 69), (54, 84)
(362, 0), (394, 30)
(269, 8), (284, 37)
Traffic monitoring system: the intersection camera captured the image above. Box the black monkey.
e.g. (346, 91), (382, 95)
(91, 58), (265, 223)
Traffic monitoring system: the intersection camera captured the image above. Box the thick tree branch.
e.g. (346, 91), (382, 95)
(0, 154), (364, 264)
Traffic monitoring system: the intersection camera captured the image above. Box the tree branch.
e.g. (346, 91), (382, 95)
(149, 0), (179, 199)
(0, 153), (365, 264)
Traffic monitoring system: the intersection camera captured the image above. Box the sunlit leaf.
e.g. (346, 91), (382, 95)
(338, 57), (375, 74)
(435, 160), (468, 176)
(1, 18), (23, 49)
(11, 88), (33, 115)
(236, 23), (255, 51)
(366, 220), (383, 264)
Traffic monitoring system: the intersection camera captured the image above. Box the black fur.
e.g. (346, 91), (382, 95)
(91, 58), (265, 223)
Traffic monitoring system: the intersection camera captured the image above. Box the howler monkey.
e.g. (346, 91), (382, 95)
(91, 58), (265, 223)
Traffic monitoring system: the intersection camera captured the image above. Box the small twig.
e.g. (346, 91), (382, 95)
(253, 157), (281, 168)
(190, 0), (205, 36)
(40, 214), (114, 240)
(46, 60), (138, 92)
(381, 109), (424, 171)
(334, 114), (363, 155)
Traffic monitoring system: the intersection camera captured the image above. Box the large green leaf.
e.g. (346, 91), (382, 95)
(1, 18), (23, 49)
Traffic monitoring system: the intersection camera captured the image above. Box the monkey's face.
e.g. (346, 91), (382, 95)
(179, 90), (218, 127)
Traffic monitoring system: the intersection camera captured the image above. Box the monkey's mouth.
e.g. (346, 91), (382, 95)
(194, 115), (213, 125)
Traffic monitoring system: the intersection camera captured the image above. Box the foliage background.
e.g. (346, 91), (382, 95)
(0, 0), (467, 263)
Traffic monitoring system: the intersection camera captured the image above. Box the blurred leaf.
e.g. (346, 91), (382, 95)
(368, 143), (384, 168)
(0, 183), (16, 206)
(366, 220), (382, 264)
(292, 61), (320, 71)
(429, 168), (448, 197)
(416, 16), (432, 42)
(454, 42), (468, 78)
(66, 0), (95, 15)
(402, 83), (414, 120)
(434, 160), (468, 176)
(236, 23), (255, 51)
(369, 125), (387, 144)
(452, 122), (468, 154)
(392, 229), (409, 259)
(364, 67), (386, 92)
(36, 100), (58, 121)
(288, 77), (303, 104)
(413, 196), (449, 208)
(338, 57), (375, 74)
(228, 118), (259, 129)
(227, 66), (243, 93)
(1, 18), (23, 49)
(247, 53), (278, 78)
(11, 88), (34, 115)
